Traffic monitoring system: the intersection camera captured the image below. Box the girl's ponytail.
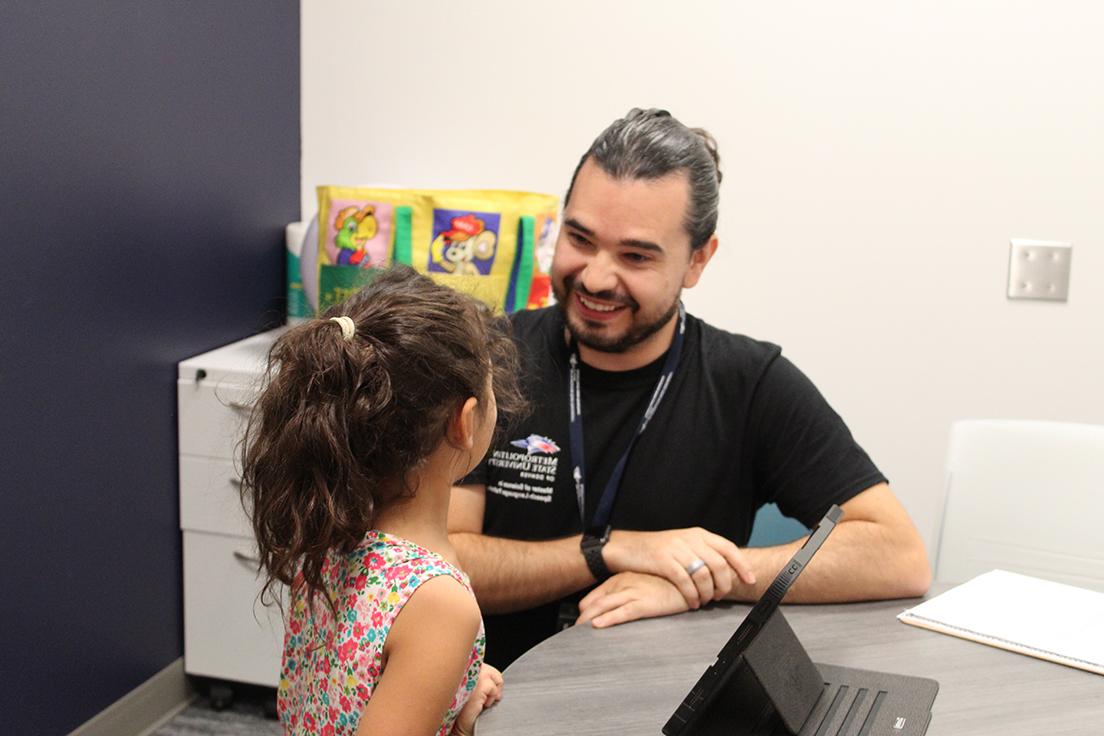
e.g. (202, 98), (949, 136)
(240, 266), (525, 612)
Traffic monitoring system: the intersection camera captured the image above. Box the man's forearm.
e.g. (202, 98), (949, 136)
(727, 518), (932, 603)
(449, 532), (596, 614)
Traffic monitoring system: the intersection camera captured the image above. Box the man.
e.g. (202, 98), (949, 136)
(449, 108), (931, 668)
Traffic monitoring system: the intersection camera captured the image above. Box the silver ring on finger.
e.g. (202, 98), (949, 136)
(685, 558), (707, 576)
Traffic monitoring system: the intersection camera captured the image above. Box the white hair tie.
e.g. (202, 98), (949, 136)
(329, 316), (356, 342)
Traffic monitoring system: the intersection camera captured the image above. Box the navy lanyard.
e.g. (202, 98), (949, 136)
(568, 303), (686, 534)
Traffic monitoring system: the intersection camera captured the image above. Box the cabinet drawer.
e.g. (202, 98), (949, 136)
(179, 456), (253, 537)
(183, 530), (284, 687)
(178, 379), (258, 460)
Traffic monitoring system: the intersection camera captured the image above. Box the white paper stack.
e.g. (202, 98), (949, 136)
(898, 569), (1104, 675)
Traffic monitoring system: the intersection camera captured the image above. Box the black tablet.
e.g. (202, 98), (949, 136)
(662, 504), (843, 735)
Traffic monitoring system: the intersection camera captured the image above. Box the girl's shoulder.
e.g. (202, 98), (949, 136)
(352, 530), (471, 589)
(389, 572), (481, 642)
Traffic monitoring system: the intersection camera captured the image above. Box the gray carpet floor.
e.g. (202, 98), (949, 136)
(152, 690), (281, 736)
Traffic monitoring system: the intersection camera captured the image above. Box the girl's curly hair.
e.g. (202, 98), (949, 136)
(240, 265), (526, 612)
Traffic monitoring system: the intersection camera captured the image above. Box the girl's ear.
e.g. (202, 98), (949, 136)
(447, 396), (480, 450)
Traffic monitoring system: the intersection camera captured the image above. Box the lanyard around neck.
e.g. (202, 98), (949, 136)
(568, 303), (686, 533)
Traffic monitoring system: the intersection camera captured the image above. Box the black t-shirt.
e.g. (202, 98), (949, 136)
(462, 307), (887, 667)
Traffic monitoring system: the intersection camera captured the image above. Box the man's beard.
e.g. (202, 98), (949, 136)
(553, 275), (680, 354)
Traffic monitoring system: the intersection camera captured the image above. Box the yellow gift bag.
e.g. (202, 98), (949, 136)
(314, 186), (559, 313)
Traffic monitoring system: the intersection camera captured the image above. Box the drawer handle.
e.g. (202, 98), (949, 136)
(227, 400), (253, 413)
(228, 477), (243, 488)
(233, 550), (262, 570)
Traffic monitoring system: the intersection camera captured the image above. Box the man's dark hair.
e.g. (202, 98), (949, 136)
(564, 108), (723, 250)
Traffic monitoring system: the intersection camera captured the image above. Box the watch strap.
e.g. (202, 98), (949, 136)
(581, 526), (613, 582)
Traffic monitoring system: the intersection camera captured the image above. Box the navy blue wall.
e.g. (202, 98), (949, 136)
(0, 3), (299, 733)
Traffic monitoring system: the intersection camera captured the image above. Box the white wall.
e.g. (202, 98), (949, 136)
(302, 0), (1104, 559)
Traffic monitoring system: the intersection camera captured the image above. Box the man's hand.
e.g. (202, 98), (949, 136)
(576, 572), (691, 628)
(451, 663), (503, 736)
(602, 527), (757, 608)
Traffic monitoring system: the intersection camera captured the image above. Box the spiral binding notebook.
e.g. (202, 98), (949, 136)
(897, 569), (1104, 676)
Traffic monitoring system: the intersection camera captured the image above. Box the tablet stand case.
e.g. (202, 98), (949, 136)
(688, 610), (938, 736)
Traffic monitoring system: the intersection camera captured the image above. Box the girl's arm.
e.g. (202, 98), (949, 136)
(356, 575), (481, 736)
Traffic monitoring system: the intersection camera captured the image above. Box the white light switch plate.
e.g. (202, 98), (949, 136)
(1007, 239), (1072, 301)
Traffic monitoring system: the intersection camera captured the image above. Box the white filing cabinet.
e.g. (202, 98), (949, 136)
(178, 329), (285, 687)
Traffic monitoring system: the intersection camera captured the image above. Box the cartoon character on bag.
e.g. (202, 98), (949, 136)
(332, 205), (379, 267)
(431, 214), (496, 275)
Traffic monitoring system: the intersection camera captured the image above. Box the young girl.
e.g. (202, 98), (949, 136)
(241, 266), (525, 735)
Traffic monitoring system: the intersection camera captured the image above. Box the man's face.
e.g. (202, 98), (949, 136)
(551, 158), (712, 354)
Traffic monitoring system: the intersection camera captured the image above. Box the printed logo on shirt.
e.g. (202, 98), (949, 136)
(485, 440), (561, 504)
(509, 434), (561, 455)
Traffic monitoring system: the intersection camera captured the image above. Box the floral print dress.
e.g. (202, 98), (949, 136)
(278, 531), (484, 735)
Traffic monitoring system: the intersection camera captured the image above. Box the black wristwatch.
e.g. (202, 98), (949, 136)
(581, 525), (614, 582)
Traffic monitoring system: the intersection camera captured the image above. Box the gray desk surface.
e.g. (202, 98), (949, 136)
(478, 586), (1104, 735)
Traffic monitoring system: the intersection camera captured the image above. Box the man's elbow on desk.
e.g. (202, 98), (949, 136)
(837, 482), (933, 600)
(881, 526), (933, 600)
(737, 530), (931, 604)
(742, 484), (932, 604)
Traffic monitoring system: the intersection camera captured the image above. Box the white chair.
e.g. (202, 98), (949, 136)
(935, 419), (1104, 592)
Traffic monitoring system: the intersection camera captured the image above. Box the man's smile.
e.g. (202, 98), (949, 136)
(578, 294), (620, 312)
(573, 289), (633, 322)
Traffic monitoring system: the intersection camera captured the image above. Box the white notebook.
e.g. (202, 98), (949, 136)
(897, 569), (1104, 676)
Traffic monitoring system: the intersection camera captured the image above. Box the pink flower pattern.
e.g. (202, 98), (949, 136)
(277, 531), (484, 735)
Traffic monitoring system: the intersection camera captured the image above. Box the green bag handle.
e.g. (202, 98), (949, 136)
(511, 215), (536, 312)
(393, 205), (413, 266)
